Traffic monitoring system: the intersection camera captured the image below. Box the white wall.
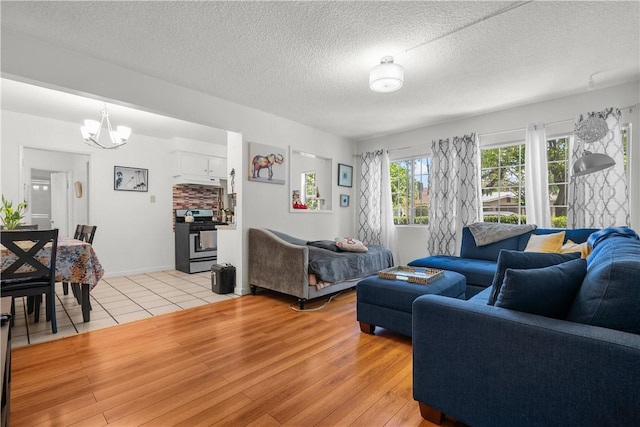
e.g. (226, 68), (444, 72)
(357, 81), (640, 264)
(1, 31), (356, 284)
(2, 110), (212, 276)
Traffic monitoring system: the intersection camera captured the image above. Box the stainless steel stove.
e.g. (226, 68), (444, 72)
(174, 209), (223, 273)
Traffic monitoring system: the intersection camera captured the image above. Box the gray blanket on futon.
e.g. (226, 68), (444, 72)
(307, 245), (393, 283)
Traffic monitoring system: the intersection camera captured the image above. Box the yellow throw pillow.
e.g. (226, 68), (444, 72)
(524, 231), (565, 253)
(560, 239), (592, 259)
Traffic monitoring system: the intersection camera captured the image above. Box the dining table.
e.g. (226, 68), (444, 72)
(0, 235), (104, 322)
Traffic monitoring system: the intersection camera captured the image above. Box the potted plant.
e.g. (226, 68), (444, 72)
(1, 195), (27, 230)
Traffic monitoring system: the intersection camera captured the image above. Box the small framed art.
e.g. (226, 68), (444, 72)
(338, 163), (353, 187)
(114, 166), (148, 192)
(340, 194), (350, 207)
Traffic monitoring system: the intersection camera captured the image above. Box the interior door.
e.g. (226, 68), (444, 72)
(50, 171), (69, 236)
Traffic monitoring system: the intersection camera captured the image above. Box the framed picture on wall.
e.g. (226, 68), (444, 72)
(338, 163), (353, 187)
(114, 166), (148, 192)
(340, 194), (350, 207)
(248, 142), (286, 184)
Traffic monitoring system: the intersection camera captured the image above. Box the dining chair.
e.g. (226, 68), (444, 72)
(1, 228), (59, 333)
(62, 224), (97, 296)
(66, 225), (97, 307)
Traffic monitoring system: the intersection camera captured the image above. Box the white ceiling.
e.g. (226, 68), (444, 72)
(1, 1), (639, 142)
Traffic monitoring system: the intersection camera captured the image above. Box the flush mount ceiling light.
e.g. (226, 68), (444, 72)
(369, 56), (404, 93)
(81, 105), (132, 149)
(366, 2), (532, 94)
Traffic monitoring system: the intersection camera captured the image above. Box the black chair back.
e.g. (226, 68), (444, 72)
(1, 229), (59, 333)
(75, 225), (97, 244)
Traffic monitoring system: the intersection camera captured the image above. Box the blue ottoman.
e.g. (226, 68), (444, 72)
(357, 271), (466, 337)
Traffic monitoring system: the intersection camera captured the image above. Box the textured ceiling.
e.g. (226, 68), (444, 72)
(1, 1), (639, 141)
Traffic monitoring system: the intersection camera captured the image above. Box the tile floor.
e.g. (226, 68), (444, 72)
(10, 270), (239, 348)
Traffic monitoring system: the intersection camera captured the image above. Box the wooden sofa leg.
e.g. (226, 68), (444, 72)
(419, 402), (443, 425)
(298, 298), (306, 310)
(359, 321), (375, 334)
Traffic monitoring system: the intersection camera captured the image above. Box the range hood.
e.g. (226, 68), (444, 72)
(173, 175), (225, 186)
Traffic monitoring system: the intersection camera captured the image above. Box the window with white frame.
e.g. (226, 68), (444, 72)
(480, 143), (526, 224)
(390, 157), (431, 225)
(480, 135), (572, 227)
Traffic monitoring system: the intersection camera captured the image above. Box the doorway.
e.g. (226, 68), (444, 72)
(22, 148), (90, 236)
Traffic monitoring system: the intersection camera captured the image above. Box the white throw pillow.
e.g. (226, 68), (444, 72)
(335, 237), (368, 252)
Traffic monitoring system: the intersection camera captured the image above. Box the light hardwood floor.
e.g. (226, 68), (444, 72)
(9, 289), (459, 427)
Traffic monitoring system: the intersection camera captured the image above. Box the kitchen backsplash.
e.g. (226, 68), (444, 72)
(173, 184), (224, 220)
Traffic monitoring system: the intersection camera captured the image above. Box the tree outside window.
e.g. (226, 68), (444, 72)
(390, 157), (431, 225)
(480, 136), (572, 227)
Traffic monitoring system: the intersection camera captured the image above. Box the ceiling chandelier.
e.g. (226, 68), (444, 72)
(81, 105), (132, 149)
(571, 74), (614, 176)
(574, 111), (609, 143)
(369, 56), (404, 93)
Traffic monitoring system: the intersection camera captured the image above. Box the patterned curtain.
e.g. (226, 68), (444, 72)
(358, 150), (398, 260)
(427, 133), (481, 256)
(524, 123), (551, 227)
(568, 108), (629, 228)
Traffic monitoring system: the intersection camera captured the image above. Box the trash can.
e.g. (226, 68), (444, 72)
(211, 263), (235, 294)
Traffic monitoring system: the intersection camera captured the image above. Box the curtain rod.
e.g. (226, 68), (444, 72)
(357, 103), (638, 156)
(479, 103), (637, 138)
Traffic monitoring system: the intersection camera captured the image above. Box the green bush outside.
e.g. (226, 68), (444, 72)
(394, 212), (567, 227)
(483, 214), (526, 224)
(552, 216), (567, 228)
(394, 215), (428, 225)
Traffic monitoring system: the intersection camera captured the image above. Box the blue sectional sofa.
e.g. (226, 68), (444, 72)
(409, 226), (598, 298)
(412, 231), (640, 426)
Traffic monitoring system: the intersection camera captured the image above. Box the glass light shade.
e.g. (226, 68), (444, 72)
(370, 56), (404, 93)
(83, 119), (100, 135)
(117, 126), (132, 140)
(572, 151), (615, 177)
(80, 127), (91, 140)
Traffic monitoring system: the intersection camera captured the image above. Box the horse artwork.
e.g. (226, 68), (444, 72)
(248, 142), (286, 184)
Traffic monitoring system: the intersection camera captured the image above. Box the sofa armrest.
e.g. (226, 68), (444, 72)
(248, 228), (309, 299)
(412, 295), (640, 427)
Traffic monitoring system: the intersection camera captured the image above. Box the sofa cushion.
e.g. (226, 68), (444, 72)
(495, 258), (587, 319)
(524, 231), (565, 253)
(488, 250), (581, 305)
(517, 228), (599, 250)
(307, 240), (340, 252)
(335, 237), (368, 252)
(560, 240), (591, 258)
(567, 237), (640, 334)
(468, 286), (492, 304)
(460, 227), (530, 262)
(408, 255), (497, 287)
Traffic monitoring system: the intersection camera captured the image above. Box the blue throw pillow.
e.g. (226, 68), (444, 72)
(495, 258), (587, 319)
(307, 240), (340, 252)
(488, 250), (581, 305)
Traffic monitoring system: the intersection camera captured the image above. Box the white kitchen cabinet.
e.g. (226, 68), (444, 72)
(172, 151), (227, 184)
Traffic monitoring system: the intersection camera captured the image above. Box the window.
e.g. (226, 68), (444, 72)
(301, 171), (321, 211)
(547, 136), (570, 227)
(481, 144), (526, 224)
(390, 157), (431, 225)
(480, 135), (572, 227)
